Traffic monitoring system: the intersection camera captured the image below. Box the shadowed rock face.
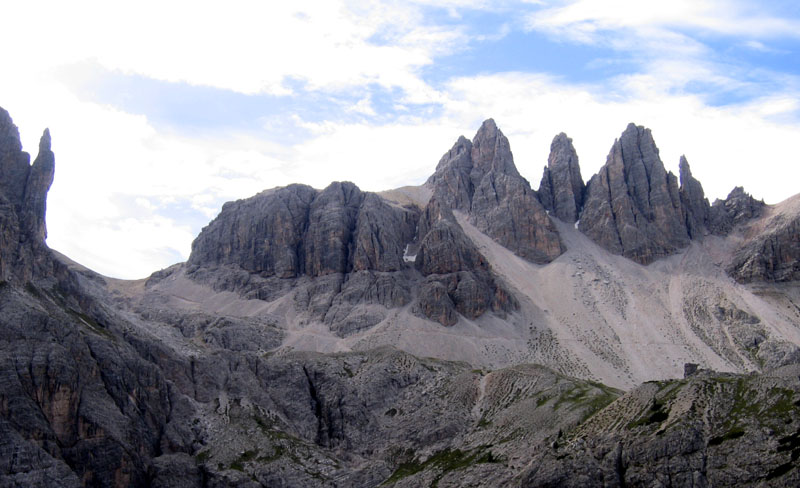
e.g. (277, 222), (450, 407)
(579, 123), (689, 264)
(188, 184), (317, 278)
(538, 132), (585, 223)
(187, 180), (421, 334)
(679, 155), (710, 239)
(414, 200), (516, 325)
(189, 182), (418, 278)
(427, 119), (564, 264)
(0, 108), (54, 283)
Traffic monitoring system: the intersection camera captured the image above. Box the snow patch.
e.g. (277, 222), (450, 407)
(403, 244), (417, 263)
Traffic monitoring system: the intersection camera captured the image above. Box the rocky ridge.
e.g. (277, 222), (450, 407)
(426, 119), (564, 264)
(3, 106), (800, 486)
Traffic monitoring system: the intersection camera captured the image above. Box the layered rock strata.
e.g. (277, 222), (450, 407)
(579, 123), (689, 264)
(414, 199), (516, 326)
(426, 119), (563, 264)
(678, 155), (710, 239)
(538, 132), (585, 223)
(0, 108), (55, 283)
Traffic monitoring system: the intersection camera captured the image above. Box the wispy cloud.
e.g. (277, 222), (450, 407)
(526, 0), (800, 42)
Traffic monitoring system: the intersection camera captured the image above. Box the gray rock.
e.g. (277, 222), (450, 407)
(678, 155), (710, 238)
(352, 193), (418, 273)
(728, 213), (800, 283)
(538, 132), (585, 223)
(413, 200), (517, 325)
(709, 186), (766, 235)
(0, 109), (54, 283)
(415, 280), (458, 326)
(579, 123), (689, 264)
(518, 373), (800, 487)
(189, 184), (317, 278)
(427, 119), (563, 264)
(304, 181), (364, 276)
(186, 180), (420, 333)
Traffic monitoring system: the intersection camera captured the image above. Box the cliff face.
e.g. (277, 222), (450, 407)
(0, 108), (55, 283)
(426, 119), (564, 264)
(727, 194), (800, 283)
(188, 182), (418, 278)
(578, 123), (689, 264)
(678, 155), (710, 239)
(538, 132), (585, 223)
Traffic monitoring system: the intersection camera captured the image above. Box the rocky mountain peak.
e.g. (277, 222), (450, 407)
(24, 129), (56, 243)
(0, 107), (31, 210)
(470, 118), (520, 179)
(0, 109), (55, 283)
(579, 123), (688, 264)
(538, 132), (585, 223)
(678, 155), (710, 238)
(425, 119), (563, 265)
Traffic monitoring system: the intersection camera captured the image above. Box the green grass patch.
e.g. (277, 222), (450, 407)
(536, 394), (551, 408)
(628, 399), (670, 429)
(381, 446), (501, 486)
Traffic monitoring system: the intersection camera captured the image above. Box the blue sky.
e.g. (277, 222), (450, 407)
(2, 0), (800, 278)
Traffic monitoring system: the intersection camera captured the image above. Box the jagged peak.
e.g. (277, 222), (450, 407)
(551, 132), (572, 147)
(39, 128), (51, 152)
(470, 118), (519, 178)
(540, 131), (584, 223)
(478, 118), (497, 132)
(678, 155), (694, 184)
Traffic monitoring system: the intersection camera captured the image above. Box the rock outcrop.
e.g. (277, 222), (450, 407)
(414, 200), (516, 325)
(0, 108), (55, 283)
(186, 181), (420, 334)
(709, 186), (766, 235)
(579, 123), (689, 264)
(519, 370), (800, 487)
(426, 119), (564, 264)
(189, 182), (418, 278)
(678, 155), (710, 238)
(538, 132), (585, 223)
(728, 196), (800, 283)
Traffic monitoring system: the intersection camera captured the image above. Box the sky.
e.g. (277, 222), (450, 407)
(2, 0), (800, 279)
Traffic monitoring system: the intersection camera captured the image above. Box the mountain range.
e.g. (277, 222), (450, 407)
(1, 105), (799, 486)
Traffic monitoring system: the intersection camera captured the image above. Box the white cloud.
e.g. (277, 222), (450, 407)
(3, 0), (800, 280)
(2, 0), (468, 100)
(527, 0), (800, 42)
